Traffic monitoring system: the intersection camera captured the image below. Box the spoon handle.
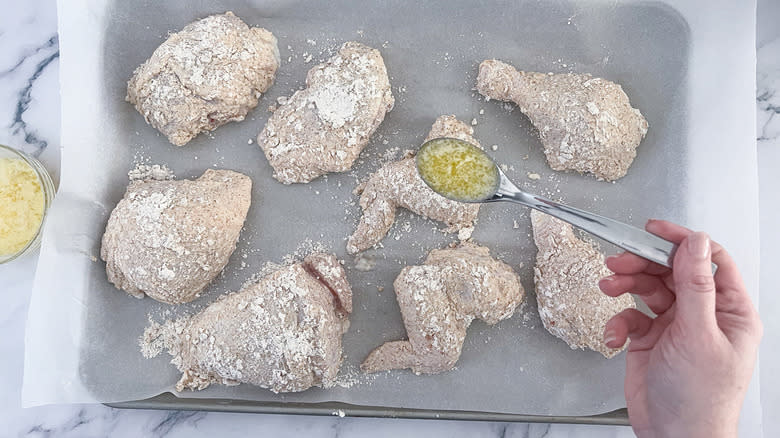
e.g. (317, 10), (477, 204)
(493, 189), (715, 272)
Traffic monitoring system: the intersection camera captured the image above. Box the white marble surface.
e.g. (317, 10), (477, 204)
(0, 0), (777, 436)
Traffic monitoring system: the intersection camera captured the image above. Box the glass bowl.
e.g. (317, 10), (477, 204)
(0, 144), (56, 264)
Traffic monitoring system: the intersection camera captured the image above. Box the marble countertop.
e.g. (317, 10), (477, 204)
(1, 0), (778, 436)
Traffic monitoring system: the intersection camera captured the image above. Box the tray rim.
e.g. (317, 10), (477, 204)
(106, 394), (630, 425)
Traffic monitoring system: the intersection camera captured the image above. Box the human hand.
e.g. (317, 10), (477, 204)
(598, 220), (762, 438)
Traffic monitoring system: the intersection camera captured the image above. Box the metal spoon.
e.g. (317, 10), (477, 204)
(416, 137), (709, 271)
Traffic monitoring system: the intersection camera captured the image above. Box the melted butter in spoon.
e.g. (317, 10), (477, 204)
(416, 138), (499, 202)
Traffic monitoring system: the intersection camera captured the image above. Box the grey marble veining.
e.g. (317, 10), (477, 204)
(5, 35), (59, 157)
(757, 41), (780, 144)
(0, 8), (60, 184)
(0, 0), (777, 436)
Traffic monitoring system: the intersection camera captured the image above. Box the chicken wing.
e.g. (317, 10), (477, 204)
(346, 115), (480, 254)
(361, 242), (524, 374)
(127, 12), (279, 146)
(101, 169), (251, 304)
(258, 42), (394, 184)
(477, 59), (648, 181)
(142, 253), (352, 393)
(530, 210), (635, 358)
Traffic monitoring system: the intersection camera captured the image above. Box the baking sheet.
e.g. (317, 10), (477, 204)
(22, 0), (756, 422)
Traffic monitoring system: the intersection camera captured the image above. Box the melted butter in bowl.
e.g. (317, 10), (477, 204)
(416, 138), (499, 202)
(0, 145), (55, 263)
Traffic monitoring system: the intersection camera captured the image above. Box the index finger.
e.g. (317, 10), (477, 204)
(603, 219), (686, 275)
(605, 252), (670, 276)
(645, 220), (744, 292)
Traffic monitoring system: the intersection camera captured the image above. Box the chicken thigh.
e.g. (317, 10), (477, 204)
(258, 41), (394, 184)
(531, 210), (635, 358)
(477, 59), (648, 181)
(142, 253), (352, 393)
(127, 12), (279, 146)
(361, 242), (524, 374)
(101, 169), (251, 304)
(346, 115), (480, 254)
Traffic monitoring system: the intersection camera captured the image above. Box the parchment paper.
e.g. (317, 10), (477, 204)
(23, 0), (759, 422)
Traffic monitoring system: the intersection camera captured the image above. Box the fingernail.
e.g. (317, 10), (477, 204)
(605, 255), (619, 263)
(603, 329), (618, 347)
(687, 232), (710, 259)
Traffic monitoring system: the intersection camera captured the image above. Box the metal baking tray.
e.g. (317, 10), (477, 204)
(108, 394), (629, 424)
(91, 0), (689, 423)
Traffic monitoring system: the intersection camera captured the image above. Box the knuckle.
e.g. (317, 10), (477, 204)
(685, 274), (715, 292)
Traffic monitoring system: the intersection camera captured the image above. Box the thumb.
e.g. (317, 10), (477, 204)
(673, 232), (717, 329)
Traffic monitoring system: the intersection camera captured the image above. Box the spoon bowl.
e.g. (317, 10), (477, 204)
(415, 137), (499, 203)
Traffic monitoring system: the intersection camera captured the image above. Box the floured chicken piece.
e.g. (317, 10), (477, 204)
(258, 41), (394, 183)
(346, 115), (481, 254)
(101, 169), (251, 304)
(476, 59), (648, 181)
(142, 253), (352, 393)
(127, 12), (280, 146)
(361, 242), (524, 374)
(531, 210), (635, 358)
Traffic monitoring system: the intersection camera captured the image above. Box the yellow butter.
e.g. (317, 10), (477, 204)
(416, 138), (499, 202)
(0, 158), (45, 255)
